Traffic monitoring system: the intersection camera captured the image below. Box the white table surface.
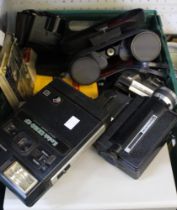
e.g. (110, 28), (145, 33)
(4, 145), (177, 210)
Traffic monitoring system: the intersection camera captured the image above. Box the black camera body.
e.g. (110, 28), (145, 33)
(95, 87), (177, 179)
(0, 79), (108, 206)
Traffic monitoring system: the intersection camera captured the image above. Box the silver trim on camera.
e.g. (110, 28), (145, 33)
(51, 124), (106, 184)
(4, 161), (38, 194)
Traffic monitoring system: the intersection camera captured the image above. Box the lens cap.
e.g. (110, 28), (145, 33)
(70, 56), (101, 85)
(131, 31), (161, 62)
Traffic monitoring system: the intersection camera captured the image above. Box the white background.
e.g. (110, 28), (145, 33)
(2, 0), (177, 34)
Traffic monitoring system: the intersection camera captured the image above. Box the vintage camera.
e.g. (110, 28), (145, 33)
(0, 79), (108, 206)
(95, 86), (177, 179)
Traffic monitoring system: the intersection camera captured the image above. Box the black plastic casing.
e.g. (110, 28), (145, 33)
(0, 79), (108, 206)
(95, 96), (177, 179)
